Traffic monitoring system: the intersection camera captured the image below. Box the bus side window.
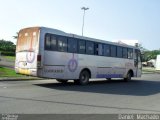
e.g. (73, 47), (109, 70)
(103, 44), (110, 56)
(68, 38), (77, 53)
(78, 40), (86, 54)
(58, 36), (67, 52)
(45, 34), (51, 50)
(128, 48), (133, 59)
(50, 35), (57, 51)
(111, 45), (116, 57)
(86, 41), (94, 55)
(123, 48), (128, 58)
(117, 46), (123, 58)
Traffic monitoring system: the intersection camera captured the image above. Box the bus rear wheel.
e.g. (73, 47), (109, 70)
(56, 79), (68, 83)
(78, 70), (90, 85)
(124, 72), (132, 82)
(106, 78), (112, 82)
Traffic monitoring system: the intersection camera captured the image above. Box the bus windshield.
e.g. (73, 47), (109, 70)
(16, 27), (39, 52)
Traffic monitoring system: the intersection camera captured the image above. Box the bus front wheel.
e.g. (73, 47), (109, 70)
(78, 70), (90, 85)
(56, 79), (68, 83)
(124, 72), (132, 82)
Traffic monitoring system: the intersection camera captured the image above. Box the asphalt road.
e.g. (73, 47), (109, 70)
(0, 74), (160, 114)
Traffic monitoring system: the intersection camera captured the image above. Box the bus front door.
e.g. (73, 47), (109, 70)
(135, 49), (142, 77)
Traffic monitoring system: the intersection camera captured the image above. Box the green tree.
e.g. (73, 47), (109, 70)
(137, 44), (160, 62)
(142, 50), (160, 62)
(13, 32), (18, 39)
(0, 39), (16, 56)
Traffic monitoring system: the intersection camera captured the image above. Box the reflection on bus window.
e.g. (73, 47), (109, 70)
(58, 36), (67, 52)
(78, 40), (86, 54)
(68, 38), (77, 53)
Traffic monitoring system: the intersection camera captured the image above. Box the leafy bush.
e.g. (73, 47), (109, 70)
(0, 39), (15, 56)
(0, 51), (15, 56)
(0, 39), (16, 51)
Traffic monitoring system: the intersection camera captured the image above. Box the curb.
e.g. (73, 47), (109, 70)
(142, 72), (160, 74)
(0, 77), (44, 81)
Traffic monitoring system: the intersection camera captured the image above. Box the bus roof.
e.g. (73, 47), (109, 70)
(20, 26), (139, 49)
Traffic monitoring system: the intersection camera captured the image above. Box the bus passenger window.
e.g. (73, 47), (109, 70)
(68, 38), (77, 53)
(78, 40), (86, 54)
(111, 45), (116, 57)
(50, 35), (57, 51)
(58, 36), (67, 52)
(103, 44), (110, 56)
(86, 41), (94, 55)
(45, 34), (50, 50)
(123, 48), (128, 58)
(117, 46), (123, 58)
(128, 48), (133, 59)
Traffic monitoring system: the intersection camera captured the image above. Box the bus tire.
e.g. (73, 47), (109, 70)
(78, 70), (90, 85)
(74, 80), (79, 85)
(56, 79), (68, 83)
(124, 72), (132, 82)
(106, 78), (112, 82)
(106, 78), (111, 81)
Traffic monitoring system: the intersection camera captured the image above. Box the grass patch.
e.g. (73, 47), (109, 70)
(142, 67), (160, 74)
(0, 67), (23, 77)
(142, 67), (155, 72)
(3, 56), (15, 61)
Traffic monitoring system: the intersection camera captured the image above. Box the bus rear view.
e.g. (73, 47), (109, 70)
(15, 27), (40, 76)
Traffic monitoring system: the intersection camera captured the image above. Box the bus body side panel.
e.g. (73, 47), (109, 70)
(40, 50), (136, 80)
(37, 27), (140, 80)
(76, 55), (136, 79)
(37, 28), (71, 79)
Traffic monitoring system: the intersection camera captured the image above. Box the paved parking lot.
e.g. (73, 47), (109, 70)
(0, 73), (160, 114)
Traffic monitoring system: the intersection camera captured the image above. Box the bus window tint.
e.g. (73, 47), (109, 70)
(111, 45), (116, 57)
(117, 46), (123, 58)
(45, 34), (50, 50)
(58, 36), (67, 52)
(78, 40), (86, 54)
(123, 48), (128, 58)
(50, 35), (57, 51)
(86, 41), (94, 55)
(128, 48), (133, 59)
(103, 44), (110, 56)
(68, 38), (77, 53)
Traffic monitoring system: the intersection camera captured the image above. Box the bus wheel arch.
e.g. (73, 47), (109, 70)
(77, 68), (91, 85)
(124, 69), (134, 82)
(128, 69), (134, 77)
(80, 68), (91, 78)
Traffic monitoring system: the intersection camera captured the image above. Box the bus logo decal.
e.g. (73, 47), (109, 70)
(26, 51), (35, 63)
(68, 54), (78, 72)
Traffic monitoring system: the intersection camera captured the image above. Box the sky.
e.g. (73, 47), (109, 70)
(0, 0), (160, 50)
